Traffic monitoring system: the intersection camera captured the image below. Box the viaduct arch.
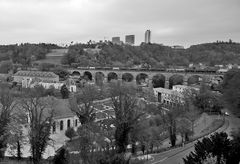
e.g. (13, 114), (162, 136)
(68, 69), (223, 89)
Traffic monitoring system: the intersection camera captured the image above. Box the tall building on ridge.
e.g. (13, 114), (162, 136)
(112, 37), (121, 45)
(125, 35), (135, 45)
(145, 30), (151, 43)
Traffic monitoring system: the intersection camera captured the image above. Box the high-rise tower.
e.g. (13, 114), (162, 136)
(125, 35), (135, 45)
(112, 37), (121, 45)
(145, 30), (151, 43)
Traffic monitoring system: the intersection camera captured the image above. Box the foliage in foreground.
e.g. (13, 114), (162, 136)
(183, 132), (240, 164)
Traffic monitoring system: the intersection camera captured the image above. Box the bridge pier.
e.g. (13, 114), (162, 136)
(103, 77), (108, 83)
(183, 81), (188, 86)
(148, 79), (153, 88)
(165, 80), (169, 89)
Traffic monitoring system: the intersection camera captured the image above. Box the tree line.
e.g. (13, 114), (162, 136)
(0, 43), (61, 72)
(61, 41), (240, 68)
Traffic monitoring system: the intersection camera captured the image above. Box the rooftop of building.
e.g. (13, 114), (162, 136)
(27, 77), (75, 86)
(153, 87), (175, 94)
(52, 98), (75, 119)
(173, 85), (200, 90)
(52, 97), (113, 120)
(14, 71), (58, 79)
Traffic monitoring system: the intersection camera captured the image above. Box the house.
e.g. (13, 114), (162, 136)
(51, 99), (80, 134)
(172, 85), (200, 93)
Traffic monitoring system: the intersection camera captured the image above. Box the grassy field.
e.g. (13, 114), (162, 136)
(34, 48), (68, 65)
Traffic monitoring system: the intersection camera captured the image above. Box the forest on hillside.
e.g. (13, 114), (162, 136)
(0, 43), (61, 64)
(62, 41), (240, 68)
(1, 41), (240, 72)
(0, 43), (62, 73)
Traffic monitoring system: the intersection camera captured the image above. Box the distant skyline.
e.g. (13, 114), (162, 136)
(0, 0), (240, 47)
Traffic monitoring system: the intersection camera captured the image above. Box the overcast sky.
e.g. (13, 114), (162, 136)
(0, 0), (240, 47)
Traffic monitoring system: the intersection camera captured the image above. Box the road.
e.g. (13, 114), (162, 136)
(147, 114), (240, 164)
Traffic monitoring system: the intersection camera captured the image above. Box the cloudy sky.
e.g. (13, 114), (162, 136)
(0, 0), (240, 47)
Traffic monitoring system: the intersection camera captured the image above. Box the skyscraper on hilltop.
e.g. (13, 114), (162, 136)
(145, 30), (151, 43)
(125, 35), (135, 45)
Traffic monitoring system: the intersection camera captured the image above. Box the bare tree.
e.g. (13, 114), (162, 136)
(7, 108), (27, 160)
(70, 85), (99, 125)
(98, 118), (115, 153)
(176, 117), (192, 144)
(159, 88), (201, 146)
(69, 84), (101, 164)
(0, 85), (17, 158)
(108, 81), (144, 153)
(20, 88), (54, 164)
(160, 92), (185, 147)
(182, 88), (201, 138)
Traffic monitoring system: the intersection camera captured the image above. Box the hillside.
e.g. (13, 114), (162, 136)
(62, 41), (240, 67)
(186, 42), (240, 66)
(1, 42), (240, 69)
(0, 43), (62, 65)
(34, 49), (68, 65)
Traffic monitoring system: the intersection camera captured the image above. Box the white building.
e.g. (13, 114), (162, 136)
(22, 77), (77, 92)
(50, 99), (80, 134)
(145, 30), (151, 44)
(13, 71), (59, 83)
(9, 98), (81, 159)
(153, 87), (182, 105)
(153, 85), (199, 105)
(226, 64), (233, 69)
(217, 68), (229, 73)
(172, 85), (199, 93)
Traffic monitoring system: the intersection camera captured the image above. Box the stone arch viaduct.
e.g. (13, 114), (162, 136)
(68, 68), (224, 89)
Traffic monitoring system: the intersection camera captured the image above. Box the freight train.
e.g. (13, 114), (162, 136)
(76, 66), (223, 74)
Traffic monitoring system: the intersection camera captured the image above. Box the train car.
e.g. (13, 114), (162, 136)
(217, 69), (228, 74)
(139, 68), (148, 71)
(129, 68), (139, 71)
(101, 67), (112, 70)
(149, 67), (166, 71)
(77, 66), (89, 70)
(175, 68), (185, 72)
(158, 67), (167, 71)
(112, 67), (120, 70)
(166, 68), (176, 72)
(89, 67), (96, 70)
(119, 67), (128, 70)
(185, 68), (196, 72)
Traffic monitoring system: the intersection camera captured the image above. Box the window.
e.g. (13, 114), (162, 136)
(158, 93), (162, 102)
(60, 120), (64, 131)
(67, 119), (71, 128)
(52, 122), (56, 133)
(75, 119), (78, 127)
